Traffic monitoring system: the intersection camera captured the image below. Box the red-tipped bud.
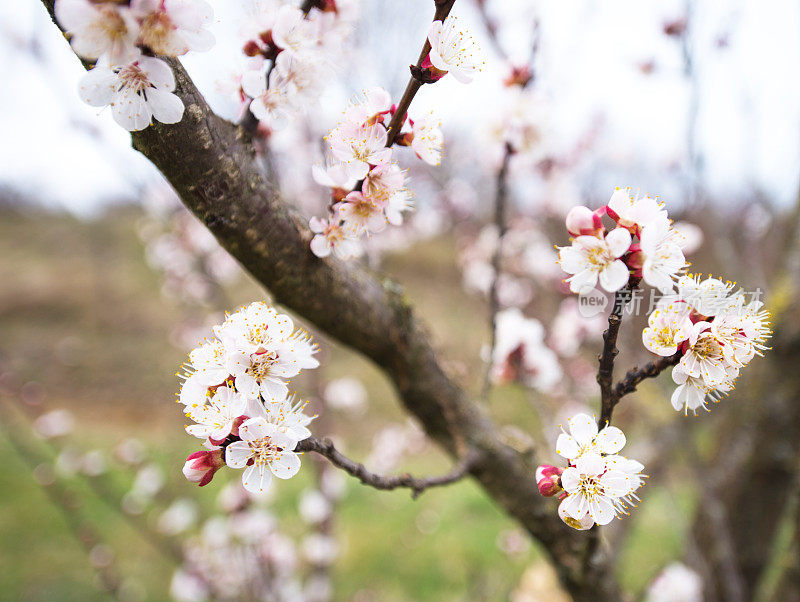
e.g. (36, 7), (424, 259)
(566, 206), (599, 236)
(182, 449), (224, 487)
(536, 465), (564, 497)
(394, 132), (414, 147)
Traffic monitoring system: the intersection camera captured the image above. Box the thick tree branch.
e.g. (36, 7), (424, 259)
(296, 436), (476, 498)
(40, 1), (620, 598)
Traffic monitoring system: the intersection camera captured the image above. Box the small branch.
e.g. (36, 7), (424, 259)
(385, 0), (458, 145)
(596, 287), (634, 426)
(612, 353), (681, 401)
(296, 436), (476, 499)
(481, 142), (514, 399)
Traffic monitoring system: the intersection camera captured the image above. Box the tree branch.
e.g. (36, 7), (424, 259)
(296, 436), (476, 498)
(612, 353), (681, 402)
(40, 1), (621, 598)
(482, 142), (513, 399)
(385, 0), (457, 144)
(597, 286), (635, 426)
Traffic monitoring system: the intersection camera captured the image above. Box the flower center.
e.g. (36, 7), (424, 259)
(247, 351), (278, 380)
(118, 63), (151, 94)
(249, 437), (281, 466)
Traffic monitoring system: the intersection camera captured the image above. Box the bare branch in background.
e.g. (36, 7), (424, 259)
(297, 436), (477, 498)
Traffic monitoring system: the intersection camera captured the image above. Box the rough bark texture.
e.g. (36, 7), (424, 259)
(41, 2), (621, 598)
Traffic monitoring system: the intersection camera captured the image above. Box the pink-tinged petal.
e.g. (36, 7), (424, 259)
(556, 434), (580, 460)
(595, 426), (626, 454)
(598, 260), (630, 292)
(605, 227), (633, 257)
(242, 463), (272, 493)
(310, 235), (331, 257)
(147, 88), (184, 124)
(224, 441), (251, 468)
(270, 451), (301, 479)
(568, 413), (598, 446)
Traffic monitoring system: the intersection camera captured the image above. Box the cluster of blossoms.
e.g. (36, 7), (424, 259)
(307, 15), (483, 259)
(643, 274), (771, 413)
(236, 0), (359, 130)
(56, 0), (216, 131)
(537, 413), (645, 530)
(558, 187), (689, 294)
(179, 302), (318, 493)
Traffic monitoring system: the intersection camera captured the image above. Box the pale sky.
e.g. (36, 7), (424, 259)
(1, 0), (799, 216)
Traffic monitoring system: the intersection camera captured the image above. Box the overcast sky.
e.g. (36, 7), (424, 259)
(1, 0), (799, 216)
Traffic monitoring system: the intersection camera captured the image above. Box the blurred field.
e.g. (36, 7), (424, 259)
(0, 205), (691, 600)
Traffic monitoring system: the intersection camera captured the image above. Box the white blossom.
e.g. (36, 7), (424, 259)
(639, 215), (688, 293)
(184, 386), (248, 442)
(326, 123), (392, 180)
(410, 113), (444, 165)
(556, 413), (626, 462)
(132, 0), (215, 56)
(79, 56), (184, 131)
(55, 0), (140, 64)
(606, 187), (666, 231)
(309, 215), (362, 259)
(558, 228), (632, 293)
(642, 302), (693, 356)
(225, 417), (302, 493)
(559, 453), (635, 526)
(427, 15), (484, 83)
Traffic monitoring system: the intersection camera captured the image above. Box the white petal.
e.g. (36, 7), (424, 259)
(605, 228), (632, 257)
(568, 413), (598, 445)
(556, 434), (580, 460)
(224, 441), (252, 468)
(599, 260), (630, 292)
(595, 426), (626, 454)
(138, 57), (175, 90)
(242, 463), (273, 493)
(78, 67), (117, 107)
(270, 451), (301, 479)
(111, 89), (152, 131)
(147, 88), (184, 124)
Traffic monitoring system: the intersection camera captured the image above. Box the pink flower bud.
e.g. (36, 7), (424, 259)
(535, 465), (564, 497)
(182, 449), (224, 487)
(565, 206), (598, 236)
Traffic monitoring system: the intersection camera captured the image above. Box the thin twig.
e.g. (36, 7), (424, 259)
(597, 286), (636, 427)
(385, 0), (458, 145)
(296, 436), (476, 499)
(481, 142), (514, 399)
(612, 353), (681, 402)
